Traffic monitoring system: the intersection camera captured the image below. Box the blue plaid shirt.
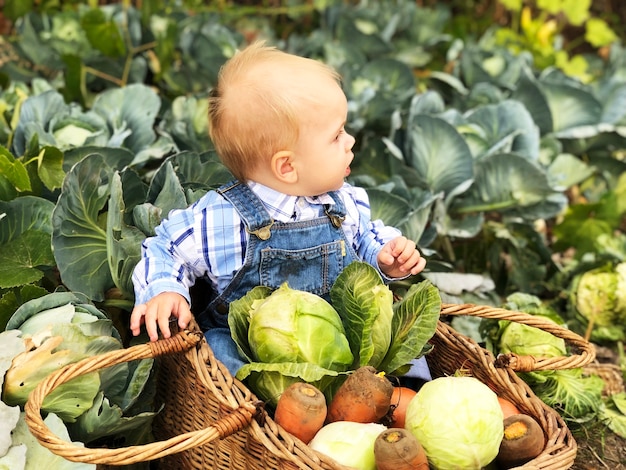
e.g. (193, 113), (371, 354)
(132, 181), (401, 305)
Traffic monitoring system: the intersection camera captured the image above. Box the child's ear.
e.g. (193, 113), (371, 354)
(271, 150), (298, 183)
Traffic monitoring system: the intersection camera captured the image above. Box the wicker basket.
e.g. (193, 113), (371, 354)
(24, 303), (596, 470)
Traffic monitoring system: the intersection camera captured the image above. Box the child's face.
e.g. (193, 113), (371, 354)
(292, 80), (356, 196)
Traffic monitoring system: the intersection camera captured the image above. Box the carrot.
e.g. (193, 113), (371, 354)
(274, 382), (327, 444)
(326, 366), (394, 424)
(386, 386), (418, 428)
(374, 428), (429, 470)
(498, 396), (521, 419)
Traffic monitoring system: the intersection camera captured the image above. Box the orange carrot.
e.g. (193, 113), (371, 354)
(387, 386), (418, 429)
(374, 428), (429, 470)
(326, 366), (394, 424)
(498, 396), (521, 419)
(273, 382), (327, 444)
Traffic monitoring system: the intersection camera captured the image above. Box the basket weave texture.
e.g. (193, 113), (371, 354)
(24, 303), (596, 470)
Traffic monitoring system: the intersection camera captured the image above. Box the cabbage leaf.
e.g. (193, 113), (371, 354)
(0, 443), (26, 469)
(229, 285), (272, 363)
(2, 335), (100, 422)
(331, 262), (440, 374)
(236, 361), (346, 407)
(9, 413), (94, 469)
(380, 278), (441, 374)
(0, 401), (20, 457)
(330, 262), (394, 369)
(67, 392), (157, 445)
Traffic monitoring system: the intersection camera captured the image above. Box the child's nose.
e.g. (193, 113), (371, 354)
(346, 133), (356, 150)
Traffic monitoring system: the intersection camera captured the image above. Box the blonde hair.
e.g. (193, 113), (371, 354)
(208, 41), (341, 181)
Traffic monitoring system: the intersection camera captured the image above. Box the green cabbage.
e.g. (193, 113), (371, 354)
(247, 283), (353, 370)
(498, 317), (567, 358)
(493, 292), (568, 358)
(6, 412), (95, 470)
(405, 376), (504, 469)
(1, 292), (157, 445)
(490, 293), (605, 420)
(2, 334), (101, 422)
(231, 283), (353, 406)
(572, 262), (626, 342)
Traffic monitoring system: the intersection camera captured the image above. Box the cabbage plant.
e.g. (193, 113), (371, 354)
(570, 262), (626, 342)
(1, 292), (157, 450)
(230, 284), (353, 406)
(497, 316), (567, 358)
(486, 293), (606, 420)
(229, 262), (441, 406)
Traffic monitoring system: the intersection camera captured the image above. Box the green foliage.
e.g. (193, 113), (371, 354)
(493, 0), (619, 81)
(568, 262), (626, 342)
(330, 262), (394, 369)
(553, 173), (626, 256)
(0, 0), (623, 318)
(482, 293), (607, 421)
(522, 368), (606, 419)
(601, 392), (626, 438)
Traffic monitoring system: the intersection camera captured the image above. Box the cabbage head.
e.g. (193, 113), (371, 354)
(498, 316), (567, 358)
(247, 283), (353, 371)
(405, 376), (504, 470)
(572, 262), (626, 342)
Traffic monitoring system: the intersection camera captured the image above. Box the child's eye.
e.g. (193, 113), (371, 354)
(335, 129), (345, 140)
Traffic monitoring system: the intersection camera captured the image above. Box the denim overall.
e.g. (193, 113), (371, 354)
(198, 180), (359, 374)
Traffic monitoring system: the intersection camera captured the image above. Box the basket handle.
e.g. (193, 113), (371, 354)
(439, 303), (596, 372)
(24, 329), (262, 466)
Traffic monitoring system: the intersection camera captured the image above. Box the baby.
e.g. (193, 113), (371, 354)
(130, 41), (427, 375)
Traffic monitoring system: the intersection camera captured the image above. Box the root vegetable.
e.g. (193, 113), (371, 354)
(374, 428), (429, 470)
(326, 366), (393, 424)
(498, 396), (521, 419)
(274, 382), (327, 444)
(497, 413), (545, 468)
(387, 386), (417, 428)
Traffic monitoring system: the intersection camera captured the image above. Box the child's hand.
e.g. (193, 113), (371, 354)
(130, 292), (192, 342)
(377, 236), (426, 278)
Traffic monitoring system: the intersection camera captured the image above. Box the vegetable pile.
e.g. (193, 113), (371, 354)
(271, 373), (547, 470)
(228, 261), (442, 407)
(228, 263), (550, 469)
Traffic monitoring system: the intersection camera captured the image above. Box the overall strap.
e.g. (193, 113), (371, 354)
(216, 180), (274, 240)
(325, 191), (347, 228)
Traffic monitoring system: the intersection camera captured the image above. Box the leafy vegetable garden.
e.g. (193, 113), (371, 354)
(0, 0), (625, 468)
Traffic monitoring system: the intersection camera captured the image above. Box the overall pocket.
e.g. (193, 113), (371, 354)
(259, 241), (345, 296)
